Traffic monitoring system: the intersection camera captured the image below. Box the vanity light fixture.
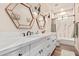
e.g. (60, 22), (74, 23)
(5, 3), (34, 29)
(34, 4), (41, 15)
(48, 14), (50, 18)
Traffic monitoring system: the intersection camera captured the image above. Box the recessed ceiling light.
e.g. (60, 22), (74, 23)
(61, 8), (64, 11)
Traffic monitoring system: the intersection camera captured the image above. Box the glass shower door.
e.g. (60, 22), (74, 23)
(56, 15), (74, 41)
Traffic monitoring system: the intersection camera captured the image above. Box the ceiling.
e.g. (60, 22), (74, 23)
(29, 3), (74, 14)
(48, 3), (74, 13)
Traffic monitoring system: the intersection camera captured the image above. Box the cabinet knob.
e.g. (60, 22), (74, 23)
(18, 53), (22, 56)
(52, 40), (54, 42)
(39, 51), (41, 54)
(41, 49), (43, 52)
(39, 49), (43, 54)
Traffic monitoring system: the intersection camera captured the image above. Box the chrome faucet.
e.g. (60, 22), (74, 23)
(22, 31), (33, 37)
(27, 31), (32, 36)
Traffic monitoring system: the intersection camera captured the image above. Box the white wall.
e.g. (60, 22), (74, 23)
(0, 4), (18, 32)
(0, 3), (51, 33)
(0, 3), (51, 46)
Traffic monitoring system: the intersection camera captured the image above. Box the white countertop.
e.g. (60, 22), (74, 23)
(0, 32), (56, 55)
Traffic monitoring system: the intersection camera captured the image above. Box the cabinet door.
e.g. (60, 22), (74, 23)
(3, 50), (19, 56)
(49, 38), (57, 54)
(43, 36), (56, 56)
(19, 45), (30, 56)
(30, 42), (43, 56)
(38, 43), (47, 56)
(34, 47), (44, 56)
(3, 45), (30, 56)
(30, 38), (46, 56)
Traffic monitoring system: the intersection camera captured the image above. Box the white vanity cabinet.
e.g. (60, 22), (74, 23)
(42, 35), (57, 56)
(30, 34), (57, 56)
(2, 45), (30, 56)
(0, 33), (57, 56)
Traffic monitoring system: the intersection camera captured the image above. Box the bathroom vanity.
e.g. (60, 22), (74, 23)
(0, 32), (57, 56)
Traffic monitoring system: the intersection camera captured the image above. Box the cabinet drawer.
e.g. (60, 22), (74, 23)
(51, 39), (57, 46)
(43, 40), (56, 56)
(30, 38), (46, 49)
(50, 35), (56, 41)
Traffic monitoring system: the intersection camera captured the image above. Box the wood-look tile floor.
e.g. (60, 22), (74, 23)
(51, 44), (78, 56)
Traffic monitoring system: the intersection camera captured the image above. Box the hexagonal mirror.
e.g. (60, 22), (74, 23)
(5, 3), (34, 29)
(29, 3), (47, 29)
(36, 14), (46, 29)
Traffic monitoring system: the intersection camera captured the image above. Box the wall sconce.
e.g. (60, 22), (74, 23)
(34, 4), (41, 15)
(32, 12), (38, 19)
(48, 14), (50, 18)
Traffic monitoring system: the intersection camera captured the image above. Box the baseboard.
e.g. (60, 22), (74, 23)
(75, 46), (79, 56)
(58, 40), (74, 46)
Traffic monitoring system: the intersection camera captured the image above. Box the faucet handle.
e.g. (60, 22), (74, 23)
(31, 32), (33, 35)
(22, 33), (26, 37)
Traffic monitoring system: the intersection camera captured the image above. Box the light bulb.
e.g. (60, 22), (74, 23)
(33, 12), (38, 19)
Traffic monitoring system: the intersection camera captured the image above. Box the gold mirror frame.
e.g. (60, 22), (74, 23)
(36, 14), (46, 29)
(29, 3), (46, 29)
(5, 3), (34, 29)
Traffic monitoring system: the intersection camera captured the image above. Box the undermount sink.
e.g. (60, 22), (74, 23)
(27, 35), (39, 38)
(22, 34), (40, 38)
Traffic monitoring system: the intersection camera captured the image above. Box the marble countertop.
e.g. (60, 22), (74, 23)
(0, 32), (56, 55)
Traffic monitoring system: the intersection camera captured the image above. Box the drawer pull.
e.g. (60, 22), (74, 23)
(39, 49), (43, 54)
(52, 40), (54, 42)
(18, 53), (22, 56)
